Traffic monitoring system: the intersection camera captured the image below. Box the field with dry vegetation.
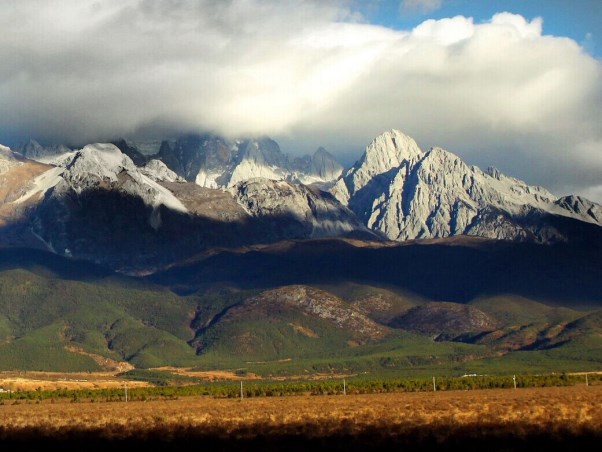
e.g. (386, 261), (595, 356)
(1, 385), (601, 450)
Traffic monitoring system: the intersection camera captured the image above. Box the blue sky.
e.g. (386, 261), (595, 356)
(366, 0), (601, 56)
(0, 1), (600, 201)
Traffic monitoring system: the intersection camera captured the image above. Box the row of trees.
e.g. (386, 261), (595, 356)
(1, 372), (599, 402)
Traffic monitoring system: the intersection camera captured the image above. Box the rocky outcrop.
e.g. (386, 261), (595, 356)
(231, 178), (375, 239)
(389, 302), (500, 340)
(237, 285), (388, 342)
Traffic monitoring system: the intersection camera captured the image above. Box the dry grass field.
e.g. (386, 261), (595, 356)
(1, 385), (601, 451)
(0, 371), (151, 391)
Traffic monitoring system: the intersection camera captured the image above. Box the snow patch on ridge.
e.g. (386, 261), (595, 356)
(10, 143), (189, 230)
(12, 166), (64, 205)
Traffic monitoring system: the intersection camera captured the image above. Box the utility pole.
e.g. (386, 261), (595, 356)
(240, 381), (243, 400)
(586, 374), (589, 387)
(513, 375), (517, 390)
(343, 378), (346, 396)
(432, 376), (436, 392)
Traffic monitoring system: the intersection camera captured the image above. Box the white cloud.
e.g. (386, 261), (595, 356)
(0, 1), (601, 202)
(412, 15), (474, 45)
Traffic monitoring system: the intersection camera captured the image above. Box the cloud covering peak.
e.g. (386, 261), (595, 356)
(0, 0), (601, 201)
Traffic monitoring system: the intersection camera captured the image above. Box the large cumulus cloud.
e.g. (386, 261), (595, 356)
(0, 0), (600, 201)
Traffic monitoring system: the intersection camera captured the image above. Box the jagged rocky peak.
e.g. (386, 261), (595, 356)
(149, 134), (290, 188)
(289, 147), (343, 188)
(555, 195), (602, 224)
(355, 129), (422, 176)
(156, 134), (235, 187)
(228, 138), (290, 188)
(135, 133), (343, 189)
(238, 137), (287, 167)
(312, 147), (343, 180)
(292, 147), (342, 177)
(331, 129), (423, 205)
(15, 139), (71, 163)
(331, 129), (602, 244)
(156, 134), (217, 182)
(82, 133), (346, 190)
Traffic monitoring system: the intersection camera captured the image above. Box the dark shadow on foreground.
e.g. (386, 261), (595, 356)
(1, 422), (601, 451)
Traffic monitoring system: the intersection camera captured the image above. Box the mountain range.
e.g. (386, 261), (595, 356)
(0, 129), (601, 376)
(332, 130), (602, 244)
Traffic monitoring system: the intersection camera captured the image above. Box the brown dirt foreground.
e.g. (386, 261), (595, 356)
(1, 386), (602, 451)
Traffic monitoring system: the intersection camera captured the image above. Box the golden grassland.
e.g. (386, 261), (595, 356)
(1, 385), (601, 450)
(0, 371), (151, 391)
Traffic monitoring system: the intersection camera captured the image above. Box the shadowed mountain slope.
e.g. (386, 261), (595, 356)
(149, 236), (602, 306)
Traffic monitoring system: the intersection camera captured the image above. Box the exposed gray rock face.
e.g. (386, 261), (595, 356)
(244, 285), (388, 342)
(332, 129), (602, 243)
(230, 178), (376, 239)
(121, 135), (343, 189)
(227, 138), (290, 188)
(389, 302), (499, 340)
(290, 147), (343, 187)
(14, 139), (72, 163)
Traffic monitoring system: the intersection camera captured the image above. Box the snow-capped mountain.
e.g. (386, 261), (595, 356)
(332, 129), (602, 244)
(13, 134), (344, 191)
(0, 143), (371, 272)
(116, 135), (343, 189)
(2, 128), (601, 271)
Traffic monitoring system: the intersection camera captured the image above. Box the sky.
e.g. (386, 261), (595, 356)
(0, 0), (601, 202)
